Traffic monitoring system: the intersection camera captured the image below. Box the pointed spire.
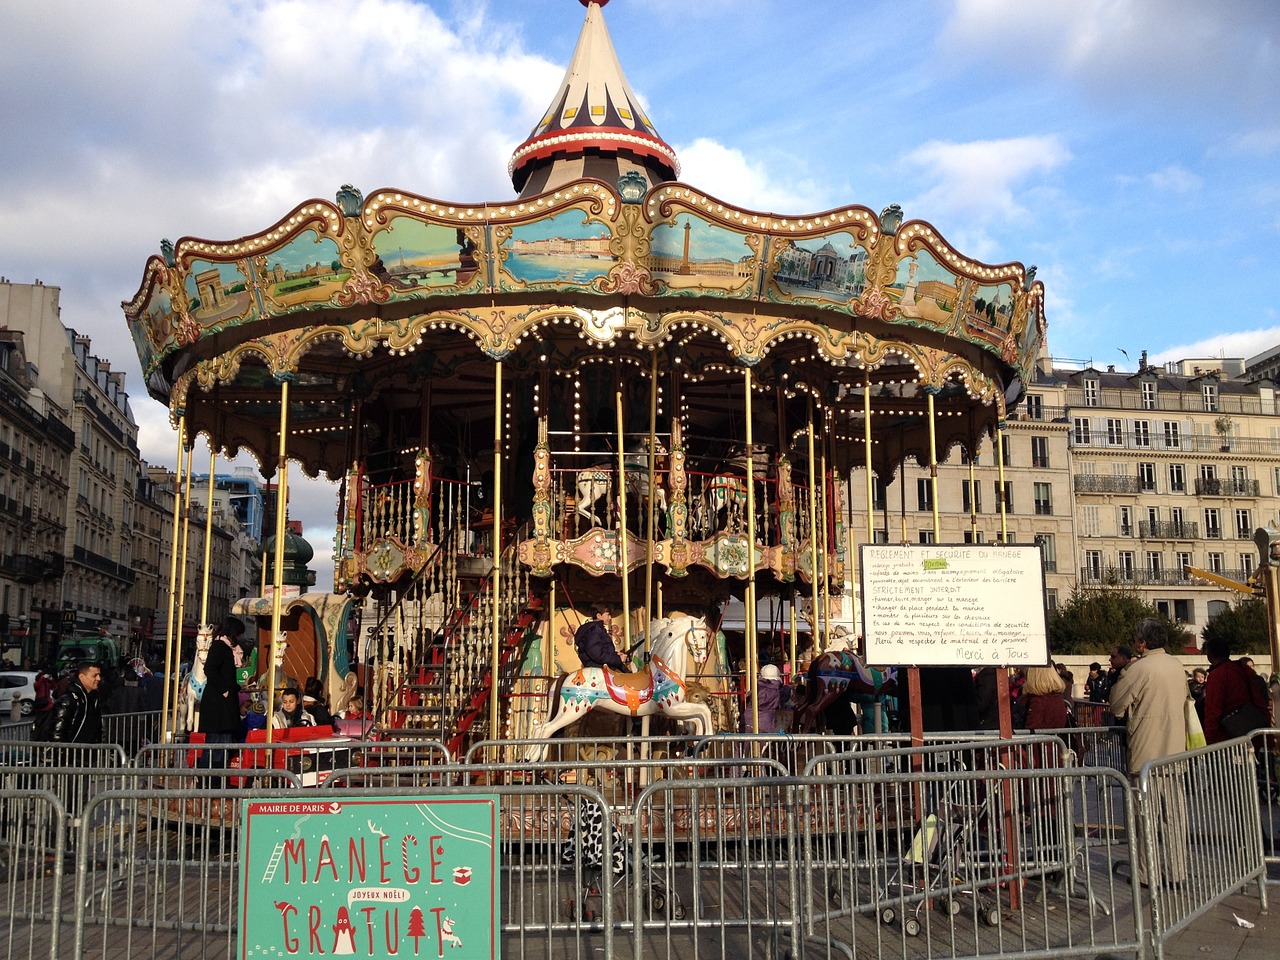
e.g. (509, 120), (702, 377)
(510, 0), (679, 198)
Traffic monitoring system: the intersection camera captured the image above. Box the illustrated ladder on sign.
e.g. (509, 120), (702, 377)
(261, 816), (311, 883)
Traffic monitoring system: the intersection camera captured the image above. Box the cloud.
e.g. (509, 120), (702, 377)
(901, 136), (1071, 231)
(1149, 327), (1280, 367)
(675, 138), (827, 214)
(1146, 165), (1202, 195)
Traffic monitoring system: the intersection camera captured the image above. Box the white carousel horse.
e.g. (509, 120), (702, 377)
(178, 624), (215, 735)
(525, 615), (715, 762)
(624, 438), (668, 532)
(575, 466), (613, 528)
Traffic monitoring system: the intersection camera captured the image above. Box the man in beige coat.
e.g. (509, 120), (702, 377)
(1109, 618), (1189, 886)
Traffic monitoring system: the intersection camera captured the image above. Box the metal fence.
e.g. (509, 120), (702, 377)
(0, 730), (1272, 959)
(1256, 728), (1280, 872)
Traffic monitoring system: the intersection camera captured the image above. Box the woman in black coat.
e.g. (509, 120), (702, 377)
(198, 618), (245, 765)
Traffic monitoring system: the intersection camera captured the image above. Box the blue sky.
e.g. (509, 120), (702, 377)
(2, 0), (1278, 585)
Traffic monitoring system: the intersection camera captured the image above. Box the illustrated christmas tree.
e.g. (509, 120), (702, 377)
(408, 906), (426, 955)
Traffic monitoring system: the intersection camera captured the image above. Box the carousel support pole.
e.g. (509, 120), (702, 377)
(806, 398), (821, 650)
(968, 456), (979, 539)
(864, 371), (874, 542)
(168, 438), (195, 741)
(644, 351), (658, 644)
(744, 368), (759, 734)
(788, 595), (798, 679)
(997, 421), (1009, 543)
(264, 378), (292, 747)
(818, 422), (830, 643)
(615, 388), (631, 657)
(927, 389), (940, 542)
(199, 447), (217, 625)
(489, 362), (503, 743)
(159, 417), (186, 745)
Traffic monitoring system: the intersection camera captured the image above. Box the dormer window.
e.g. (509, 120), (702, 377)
(1140, 379), (1156, 410)
(1083, 378), (1099, 407)
(1202, 383), (1218, 412)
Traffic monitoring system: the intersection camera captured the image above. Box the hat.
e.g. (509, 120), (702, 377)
(760, 664), (782, 681)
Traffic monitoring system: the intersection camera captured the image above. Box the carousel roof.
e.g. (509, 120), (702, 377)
(510, 0), (678, 197)
(121, 0), (1047, 482)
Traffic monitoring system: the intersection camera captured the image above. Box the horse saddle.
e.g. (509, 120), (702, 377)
(607, 667), (651, 692)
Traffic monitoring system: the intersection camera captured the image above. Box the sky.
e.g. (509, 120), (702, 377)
(2, 0), (1279, 589)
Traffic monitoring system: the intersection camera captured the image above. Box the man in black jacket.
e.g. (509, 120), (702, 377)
(574, 605), (629, 671)
(49, 661), (104, 743)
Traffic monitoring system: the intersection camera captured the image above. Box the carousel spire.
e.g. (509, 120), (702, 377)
(509, 0), (679, 198)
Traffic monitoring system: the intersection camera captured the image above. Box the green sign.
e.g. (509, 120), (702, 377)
(239, 796), (500, 959)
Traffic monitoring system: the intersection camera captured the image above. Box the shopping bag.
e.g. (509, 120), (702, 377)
(1219, 700), (1267, 740)
(1184, 697), (1206, 750)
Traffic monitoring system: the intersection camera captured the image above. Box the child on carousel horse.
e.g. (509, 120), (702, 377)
(574, 604), (631, 672)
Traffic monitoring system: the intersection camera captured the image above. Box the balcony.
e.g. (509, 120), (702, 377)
(1194, 477), (1259, 497)
(1140, 520), (1199, 539)
(1074, 475), (1141, 494)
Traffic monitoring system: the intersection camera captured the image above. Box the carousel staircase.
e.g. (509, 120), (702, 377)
(377, 524), (541, 756)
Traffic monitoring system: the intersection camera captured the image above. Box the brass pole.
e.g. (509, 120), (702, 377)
(744, 368), (759, 733)
(864, 371), (874, 637)
(928, 390), (940, 542)
(819, 422), (830, 641)
(489, 362), (504, 740)
(997, 422), (1009, 542)
(806, 397), (821, 650)
(168, 439), (195, 739)
(645, 351), (658, 645)
(264, 378), (291, 746)
(199, 447), (216, 625)
(159, 417), (186, 744)
(616, 388), (631, 658)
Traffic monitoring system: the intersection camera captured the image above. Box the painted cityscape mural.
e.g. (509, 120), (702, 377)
(649, 213), (755, 295)
(370, 217), (481, 292)
(770, 232), (867, 303)
(502, 208), (613, 287)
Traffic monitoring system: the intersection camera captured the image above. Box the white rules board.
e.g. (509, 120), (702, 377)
(860, 544), (1049, 667)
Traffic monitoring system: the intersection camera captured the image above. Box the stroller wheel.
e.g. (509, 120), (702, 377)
(983, 905), (1001, 926)
(879, 906), (896, 925)
(561, 899), (577, 921)
(672, 900), (686, 920)
(648, 891), (666, 912)
(903, 917), (922, 937)
(941, 897), (961, 917)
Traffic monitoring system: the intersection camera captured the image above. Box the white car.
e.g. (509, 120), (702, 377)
(0, 671), (39, 716)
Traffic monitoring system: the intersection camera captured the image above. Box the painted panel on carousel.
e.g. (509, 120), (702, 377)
(254, 230), (347, 314)
(649, 213), (756, 297)
(370, 215), (483, 296)
(890, 248), (1016, 340)
(768, 233), (869, 306)
(183, 259), (255, 327)
(498, 208), (614, 290)
(132, 281), (169, 378)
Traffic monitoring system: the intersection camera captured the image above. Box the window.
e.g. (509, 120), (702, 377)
(1230, 465), (1250, 496)
(1045, 589), (1058, 611)
(1073, 418), (1091, 445)
(1030, 436), (1050, 468)
(918, 530), (935, 544)
(963, 530), (985, 544)
(1204, 508), (1221, 539)
(1106, 418), (1124, 445)
(1141, 379), (1157, 410)
(1036, 533), (1056, 570)
(1001, 440), (1010, 468)
(992, 480), (1012, 512)
(1081, 505), (1101, 537)
(1133, 420), (1150, 447)
(1117, 551), (1135, 581)
(873, 529), (889, 544)
(1170, 507), (1186, 536)
(1163, 421), (1180, 449)
(1241, 553), (1255, 577)
(871, 476), (886, 511)
(1235, 508), (1251, 540)
(916, 478), (933, 511)
(1033, 482), (1052, 515)
(1083, 378), (1099, 407)
(1200, 463), (1217, 481)
(1083, 550), (1103, 581)
(1207, 599), (1229, 620)
(1174, 599), (1192, 623)
(1208, 552), (1224, 574)
(1026, 394), (1044, 421)
(962, 480), (982, 514)
(1175, 551), (1191, 576)
(1137, 462), (1156, 492)
(1146, 551), (1163, 578)
(1118, 506), (1133, 537)
(1169, 463), (1186, 493)
(1274, 465), (1280, 496)
(1202, 383), (1218, 411)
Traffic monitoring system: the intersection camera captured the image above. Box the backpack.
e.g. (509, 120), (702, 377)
(31, 707), (57, 742)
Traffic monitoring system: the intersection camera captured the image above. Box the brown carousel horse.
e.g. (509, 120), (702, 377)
(791, 640), (896, 733)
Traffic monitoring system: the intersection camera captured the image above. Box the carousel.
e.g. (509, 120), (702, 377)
(122, 0), (1046, 757)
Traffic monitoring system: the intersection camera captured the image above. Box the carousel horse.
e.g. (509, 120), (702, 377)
(575, 466), (613, 528)
(524, 615), (715, 762)
(177, 624), (215, 736)
(623, 438), (668, 533)
(791, 642), (895, 734)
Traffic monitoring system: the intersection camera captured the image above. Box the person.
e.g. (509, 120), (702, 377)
(1202, 638), (1270, 744)
(239, 692), (267, 737)
(48, 661), (104, 744)
(1019, 666), (1070, 731)
(574, 605), (630, 672)
(1109, 618), (1189, 886)
(272, 688), (316, 729)
(198, 618), (245, 765)
(741, 663), (790, 733)
(303, 676), (335, 729)
(1240, 658), (1273, 722)
(1187, 667), (1208, 724)
(1084, 662), (1110, 703)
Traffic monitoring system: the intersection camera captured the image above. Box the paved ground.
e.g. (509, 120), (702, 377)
(1162, 888), (1276, 960)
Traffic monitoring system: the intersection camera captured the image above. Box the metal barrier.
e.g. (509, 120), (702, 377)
(466, 734), (702, 766)
(1138, 736), (1269, 957)
(101, 710), (161, 754)
(0, 789), (67, 960)
(1253, 728), (1280, 873)
(0, 718), (35, 742)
